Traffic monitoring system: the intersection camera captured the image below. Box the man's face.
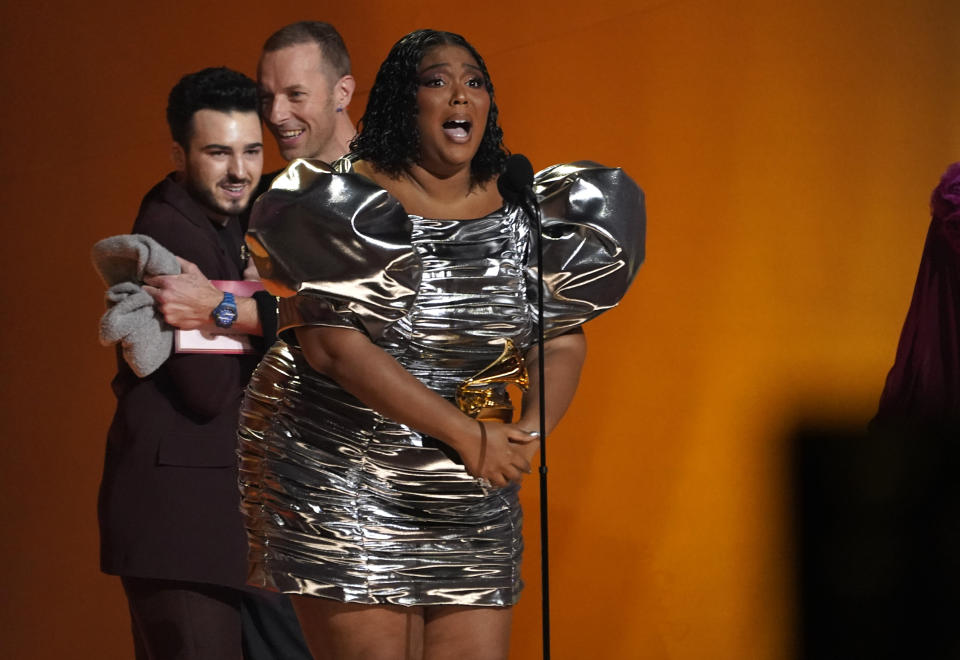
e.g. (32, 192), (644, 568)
(177, 109), (263, 218)
(258, 43), (339, 161)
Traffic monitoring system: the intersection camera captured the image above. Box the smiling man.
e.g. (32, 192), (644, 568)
(258, 21), (356, 164)
(98, 67), (310, 660)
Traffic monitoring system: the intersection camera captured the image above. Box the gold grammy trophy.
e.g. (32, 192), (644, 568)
(456, 339), (529, 423)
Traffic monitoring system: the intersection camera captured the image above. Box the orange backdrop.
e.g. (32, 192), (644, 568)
(2, 0), (959, 658)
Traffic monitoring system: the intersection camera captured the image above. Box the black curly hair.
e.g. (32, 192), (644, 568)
(166, 67), (258, 148)
(350, 30), (507, 183)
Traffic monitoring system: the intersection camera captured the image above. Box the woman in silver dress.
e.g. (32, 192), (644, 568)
(239, 29), (644, 660)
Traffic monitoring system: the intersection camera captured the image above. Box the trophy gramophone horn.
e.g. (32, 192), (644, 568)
(456, 339), (530, 423)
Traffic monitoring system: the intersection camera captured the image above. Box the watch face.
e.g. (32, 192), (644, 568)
(214, 303), (238, 328)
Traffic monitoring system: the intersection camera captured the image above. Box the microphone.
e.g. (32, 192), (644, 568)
(497, 154), (536, 213)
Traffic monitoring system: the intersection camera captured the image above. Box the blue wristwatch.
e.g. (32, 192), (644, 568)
(212, 292), (238, 328)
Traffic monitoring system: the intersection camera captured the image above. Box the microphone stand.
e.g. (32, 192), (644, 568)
(521, 189), (551, 660)
(536, 200), (551, 660)
(500, 155), (551, 659)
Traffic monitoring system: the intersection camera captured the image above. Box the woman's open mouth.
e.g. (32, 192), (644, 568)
(442, 119), (472, 142)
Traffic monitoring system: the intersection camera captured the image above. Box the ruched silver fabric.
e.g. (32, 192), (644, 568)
(238, 158), (645, 606)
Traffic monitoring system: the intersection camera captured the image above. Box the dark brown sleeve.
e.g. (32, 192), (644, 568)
(134, 201), (246, 420)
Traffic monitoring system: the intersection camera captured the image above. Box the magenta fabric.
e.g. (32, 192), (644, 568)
(876, 163), (960, 420)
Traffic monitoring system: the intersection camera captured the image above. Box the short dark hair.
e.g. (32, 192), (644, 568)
(262, 21), (351, 79)
(350, 30), (507, 184)
(166, 67), (258, 147)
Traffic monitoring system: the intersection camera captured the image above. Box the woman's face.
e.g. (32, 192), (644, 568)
(415, 44), (491, 177)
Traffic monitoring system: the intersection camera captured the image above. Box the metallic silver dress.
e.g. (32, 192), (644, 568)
(238, 158), (645, 606)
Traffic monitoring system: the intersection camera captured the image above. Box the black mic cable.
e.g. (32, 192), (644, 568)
(498, 154), (551, 660)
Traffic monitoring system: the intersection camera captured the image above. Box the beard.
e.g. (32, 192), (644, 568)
(184, 175), (252, 219)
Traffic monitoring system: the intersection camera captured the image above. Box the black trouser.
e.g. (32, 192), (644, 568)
(122, 577), (312, 660)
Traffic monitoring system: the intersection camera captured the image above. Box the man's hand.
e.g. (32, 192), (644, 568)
(143, 257), (221, 331)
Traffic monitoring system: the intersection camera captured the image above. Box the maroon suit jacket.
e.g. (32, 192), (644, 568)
(98, 174), (265, 589)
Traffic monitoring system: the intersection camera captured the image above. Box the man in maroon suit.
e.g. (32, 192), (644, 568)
(98, 67), (308, 660)
(124, 25), (357, 656)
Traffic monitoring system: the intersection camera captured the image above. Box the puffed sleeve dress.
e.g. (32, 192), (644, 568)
(237, 157), (645, 606)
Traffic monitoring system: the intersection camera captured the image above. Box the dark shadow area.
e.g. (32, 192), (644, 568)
(792, 420), (960, 660)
